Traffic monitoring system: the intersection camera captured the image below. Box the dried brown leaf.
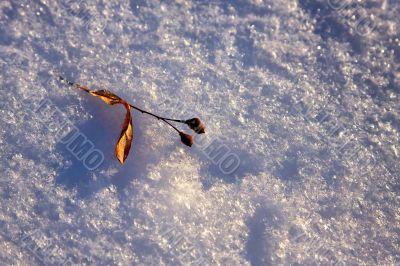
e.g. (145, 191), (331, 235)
(89, 89), (123, 105)
(116, 101), (133, 163)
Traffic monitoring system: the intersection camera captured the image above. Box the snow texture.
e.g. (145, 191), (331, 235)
(0, 0), (399, 265)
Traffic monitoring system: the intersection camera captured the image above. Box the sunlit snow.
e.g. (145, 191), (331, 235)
(0, 0), (399, 265)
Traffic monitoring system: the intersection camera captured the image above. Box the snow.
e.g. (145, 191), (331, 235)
(0, 0), (399, 265)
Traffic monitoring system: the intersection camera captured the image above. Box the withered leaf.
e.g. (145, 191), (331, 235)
(89, 89), (133, 163)
(89, 89), (123, 105)
(116, 101), (133, 164)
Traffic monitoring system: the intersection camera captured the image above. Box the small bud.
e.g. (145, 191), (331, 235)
(179, 132), (194, 147)
(185, 118), (206, 134)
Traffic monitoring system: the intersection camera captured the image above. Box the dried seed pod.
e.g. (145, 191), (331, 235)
(185, 118), (205, 134)
(179, 132), (194, 147)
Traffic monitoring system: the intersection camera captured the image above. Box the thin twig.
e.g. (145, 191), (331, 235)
(58, 75), (185, 133)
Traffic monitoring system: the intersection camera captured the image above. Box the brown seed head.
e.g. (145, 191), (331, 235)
(179, 132), (194, 147)
(185, 118), (206, 134)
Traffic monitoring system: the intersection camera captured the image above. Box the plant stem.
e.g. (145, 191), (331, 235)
(128, 104), (184, 122)
(58, 76), (90, 93)
(128, 104), (182, 133)
(58, 75), (185, 133)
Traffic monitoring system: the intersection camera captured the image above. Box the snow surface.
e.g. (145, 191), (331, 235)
(0, 0), (399, 265)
